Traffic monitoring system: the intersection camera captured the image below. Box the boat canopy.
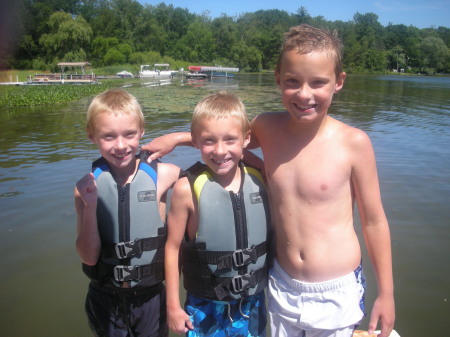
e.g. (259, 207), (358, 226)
(188, 66), (239, 72)
(57, 62), (92, 74)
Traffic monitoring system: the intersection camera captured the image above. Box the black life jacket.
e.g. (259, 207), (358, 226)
(182, 161), (271, 301)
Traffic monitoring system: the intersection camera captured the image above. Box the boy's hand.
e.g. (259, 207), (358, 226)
(76, 173), (97, 206)
(167, 306), (193, 334)
(142, 134), (178, 162)
(368, 295), (395, 337)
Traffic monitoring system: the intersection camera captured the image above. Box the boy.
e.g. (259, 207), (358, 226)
(254, 25), (395, 337)
(74, 89), (180, 337)
(143, 25), (395, 337)
(165, 91), (271, 336)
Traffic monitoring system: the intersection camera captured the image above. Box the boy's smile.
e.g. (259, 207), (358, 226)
(276, 50), (345, 124)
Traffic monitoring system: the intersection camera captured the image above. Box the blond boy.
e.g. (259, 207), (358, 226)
(75, 89), (180, 336)
(165, 92), (270, 337)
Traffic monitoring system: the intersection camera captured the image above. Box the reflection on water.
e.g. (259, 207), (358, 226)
(0, 74), (449, 337)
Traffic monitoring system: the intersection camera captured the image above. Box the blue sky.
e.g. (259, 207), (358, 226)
(140, 0), (449, 29)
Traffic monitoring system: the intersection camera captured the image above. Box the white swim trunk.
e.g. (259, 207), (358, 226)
(268, 260), (366, 337)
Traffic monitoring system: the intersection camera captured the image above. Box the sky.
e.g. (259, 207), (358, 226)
(140, 0), (449, 29)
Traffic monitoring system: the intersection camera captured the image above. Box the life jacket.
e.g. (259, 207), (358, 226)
(182, 161), (271, 301)
(82, 151), (166, 288)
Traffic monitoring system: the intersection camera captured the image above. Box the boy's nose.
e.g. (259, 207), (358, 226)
(296, 85), (312, 100)
(214, 141), (226, 155)
(115, 137), (126, 149)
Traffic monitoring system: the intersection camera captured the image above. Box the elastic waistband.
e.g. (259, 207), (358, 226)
(271, 260), (362, 293)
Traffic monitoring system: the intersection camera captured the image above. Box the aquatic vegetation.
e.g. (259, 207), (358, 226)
(0, 81), (119, 108)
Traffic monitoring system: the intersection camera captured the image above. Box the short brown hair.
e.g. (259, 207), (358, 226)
(191, 91), (249, 137)
(86, 89), (144, 133)
(276, 24), (343, 78)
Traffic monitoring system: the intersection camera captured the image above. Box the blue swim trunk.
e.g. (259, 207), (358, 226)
(185, 292), (267, 337)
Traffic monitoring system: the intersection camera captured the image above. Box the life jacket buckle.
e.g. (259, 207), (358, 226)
(232, 248), (256, 268)
(114, 265), (135, 282)
(231, 273), (253, 293)
(115, 239), (142, 259)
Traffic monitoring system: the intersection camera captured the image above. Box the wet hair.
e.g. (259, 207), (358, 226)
(191, 91), (249, 137)
(276, 24), (343, 78)
(86, 88), (144, 133)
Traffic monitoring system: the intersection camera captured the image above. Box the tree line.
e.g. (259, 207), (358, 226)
(4, 0), (450, 75)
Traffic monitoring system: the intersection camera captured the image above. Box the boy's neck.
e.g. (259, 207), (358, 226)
(288, 113), (331, 139)
(109, 157), (140, 186)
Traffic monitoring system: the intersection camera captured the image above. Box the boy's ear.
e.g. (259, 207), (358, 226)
(87, 129), (97, 144)
(334, 72), (346, 93)
(274, 70), (281, 87)
(191, 134), (200, 149)
(243, 131), (251, 148)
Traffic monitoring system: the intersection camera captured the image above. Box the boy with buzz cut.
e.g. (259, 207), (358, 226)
(252, 25), (395, 337)
(164, 91), (271, 337)
(142, 25), (395, 337)
(74, 88), (180, 337)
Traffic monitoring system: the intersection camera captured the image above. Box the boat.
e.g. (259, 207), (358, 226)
(139, 64), (177, 78)
(116, 70), (134, 78)
(187, 65), (239, 78)
(185, 67), (208, 79)
(27, 62), (98, 84)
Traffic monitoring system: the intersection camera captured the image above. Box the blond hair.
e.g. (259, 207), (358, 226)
(191, 91), (249, 136)
(86, 89), (144, 133)
(276, 24), (343, 78)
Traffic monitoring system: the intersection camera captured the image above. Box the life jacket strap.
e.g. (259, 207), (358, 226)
(102, 227), (167, 259)
(183, 241), (267, 273)
(183, 266), (267, 301)
(113, 260), (164, 283)
(213, 267), (268, 300)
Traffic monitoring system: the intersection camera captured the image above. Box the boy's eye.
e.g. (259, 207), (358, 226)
(225, 138), (237, 144)
(103, 134), (115, 140)
(202, 139), (214, 145)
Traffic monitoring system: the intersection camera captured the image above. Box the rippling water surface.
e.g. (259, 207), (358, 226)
(0, 74), (449, 337)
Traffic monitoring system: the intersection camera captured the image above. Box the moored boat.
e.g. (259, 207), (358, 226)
(186, 65), (239, 78)
(139, 64), (177, 78)
(27, 62), (98, 84)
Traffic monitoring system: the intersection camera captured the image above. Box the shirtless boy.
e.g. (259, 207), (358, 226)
(143, 24), (395, 337)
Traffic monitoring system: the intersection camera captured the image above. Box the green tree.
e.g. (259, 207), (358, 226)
(104, 47), (125, 65)
(419, 36), (449, 73)
(173, 21), (216, 63)
(39, 11), (93, 63)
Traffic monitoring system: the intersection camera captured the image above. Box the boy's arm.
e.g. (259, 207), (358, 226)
(142, 132), (193, 161)
(165, 177), (194, 333)
(351, 130), (395, 337)
(75, 173), (101, 265)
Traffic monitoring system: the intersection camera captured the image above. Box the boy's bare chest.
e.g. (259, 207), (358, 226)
(263, 140), (351, 200)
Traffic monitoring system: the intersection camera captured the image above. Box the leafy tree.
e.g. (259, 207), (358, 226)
(103, 47), (125, 65)
(173, 21), (216, 63)
(419, 36), (449, 73)
(39, 11), (93, 63)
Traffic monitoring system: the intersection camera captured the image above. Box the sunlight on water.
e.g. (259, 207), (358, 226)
(0, 74), (449, 337)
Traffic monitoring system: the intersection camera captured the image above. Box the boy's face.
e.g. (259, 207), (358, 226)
(275, 50), (345, 124)
(193, 116), (250, 179)
(88, 112), (144, 171)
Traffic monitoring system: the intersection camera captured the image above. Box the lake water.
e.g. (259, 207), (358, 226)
(0, 74), (449, 337)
